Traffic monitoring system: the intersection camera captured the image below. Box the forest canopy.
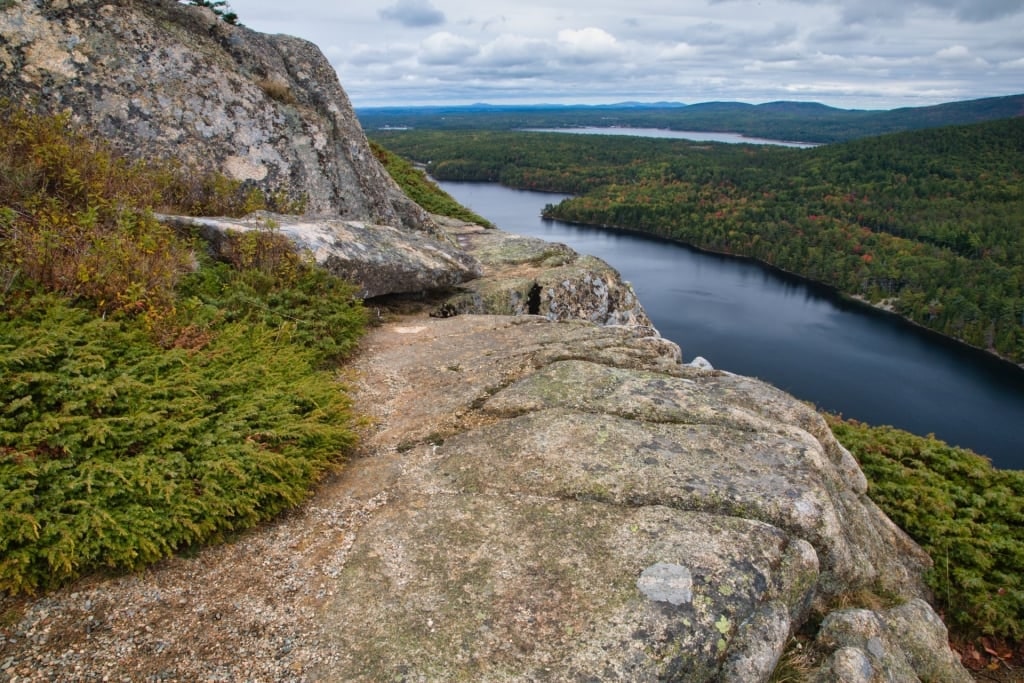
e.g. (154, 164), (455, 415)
(371, 118), (1024, 363)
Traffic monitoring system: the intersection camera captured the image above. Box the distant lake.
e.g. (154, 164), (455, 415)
(524, 126), (819, 148)
(439, 180), (1024, 470)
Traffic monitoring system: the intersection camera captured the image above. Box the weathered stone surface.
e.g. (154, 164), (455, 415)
(159, 212), (483, 298)
(0, 0), (428, 228)
(637, 562), (694, 605)
(813, 599), (973, 683)
(882, 599), (973, 683)
(476, 358), (927, 602)
(814, 609), (921, 682)
(310, 314), (964, 682)
(436, 218), (652, 327)
(324, 492), (810, 681)
(719, 601), (792, 682)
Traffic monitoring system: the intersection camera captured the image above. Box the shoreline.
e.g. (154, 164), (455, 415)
(541, 210), (1024, 375)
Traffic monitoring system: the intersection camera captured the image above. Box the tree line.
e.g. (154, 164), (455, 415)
(358, 94), (1024, 144)
(371, 118), (1024, 363)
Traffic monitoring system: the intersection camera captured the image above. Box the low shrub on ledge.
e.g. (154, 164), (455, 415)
(0, 103), (366, 594)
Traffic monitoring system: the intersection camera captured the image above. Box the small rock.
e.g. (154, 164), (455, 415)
(636, 562), (693, 605)
(688, 356), (714, 370)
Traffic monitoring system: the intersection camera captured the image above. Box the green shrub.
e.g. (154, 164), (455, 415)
(827, 415), (1024, 639)
(0, 101), (302, 317)
(0, 102), (365, 594)
(178, 255), (367, 365)
(0, 290), (360, 593)
(369, 140), (494, 227)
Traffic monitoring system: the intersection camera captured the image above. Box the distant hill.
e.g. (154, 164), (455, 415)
(357, 93), (1024, 144)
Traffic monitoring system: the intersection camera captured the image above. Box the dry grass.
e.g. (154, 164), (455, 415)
(256, 76), (297, 105)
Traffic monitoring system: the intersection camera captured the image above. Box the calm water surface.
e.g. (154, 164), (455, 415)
(439, 180), (1024, 470)
(525, 126), (818, 148)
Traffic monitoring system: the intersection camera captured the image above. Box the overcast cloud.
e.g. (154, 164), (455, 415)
(225, 0), (1024, 109)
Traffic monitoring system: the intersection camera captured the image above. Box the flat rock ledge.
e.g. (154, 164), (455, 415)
(160, 212), (484, 299)
(0, 314), (970, 682)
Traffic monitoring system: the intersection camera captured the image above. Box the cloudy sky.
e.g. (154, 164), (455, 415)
(225, 0), (1024, 110)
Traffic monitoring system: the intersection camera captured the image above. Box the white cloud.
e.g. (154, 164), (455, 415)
(419, 32), (479, 65)
(658, 42), (699, 61)
(786, 0), (1024, 24)
(226, 0), (1024, 108)
(935, 45), (970, 59)
(924, 0), (1024, 22)
(556, 27), (623, 63)
(342, 44), (416, 67)
(477, 34), (553, 68)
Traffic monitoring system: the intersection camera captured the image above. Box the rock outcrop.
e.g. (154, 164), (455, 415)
(0, 3), (972, 681)
(0, 0), (427, 228)
(317, 315), (964, 682)
(434, 217), (652, 327)
(158, 212), (484, 299)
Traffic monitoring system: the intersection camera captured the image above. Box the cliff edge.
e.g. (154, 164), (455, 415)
(0, 2), (972, 681)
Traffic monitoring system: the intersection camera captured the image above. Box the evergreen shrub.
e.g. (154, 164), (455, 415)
(828, 416), (1024, 639)
(0, 103), (365, 594)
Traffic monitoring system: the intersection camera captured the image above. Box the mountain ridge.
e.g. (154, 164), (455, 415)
(357, 93), (1024, 143)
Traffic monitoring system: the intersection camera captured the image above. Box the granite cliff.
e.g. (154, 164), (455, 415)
(0, 2), (972, 681)
(0, 0), (425, 227)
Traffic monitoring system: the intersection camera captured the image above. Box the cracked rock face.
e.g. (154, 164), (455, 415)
(320, 315), (967, 682)
(0, 0), (429, 228)
(436, 218), (653, 328)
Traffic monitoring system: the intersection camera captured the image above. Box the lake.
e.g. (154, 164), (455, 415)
(524, 126), (818, 148)
(438, 180), (1024, 470)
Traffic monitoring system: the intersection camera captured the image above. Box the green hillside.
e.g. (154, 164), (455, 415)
(358, 93), (1024, 143)
(372, 117), (1024, 363)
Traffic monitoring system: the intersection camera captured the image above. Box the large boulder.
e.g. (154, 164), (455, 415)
(0, 0), (428, 229)
(813, 600), (973, 683)
(434, 217), (652, 327)
(159, 212), (483, 299)
(305, 315), (960, 682)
